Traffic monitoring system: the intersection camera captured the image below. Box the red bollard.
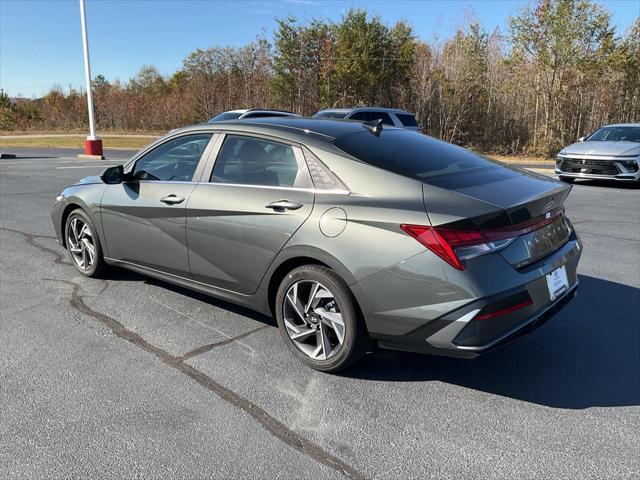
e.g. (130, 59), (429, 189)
(79, 138), (104, 159)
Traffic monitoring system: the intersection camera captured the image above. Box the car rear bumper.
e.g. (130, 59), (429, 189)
(352, 230), (582, 358)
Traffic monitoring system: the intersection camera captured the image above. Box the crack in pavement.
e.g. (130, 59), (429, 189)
(178, 325), (270, 362)
(51, 278), (364, 480)
(577, 230), (640, 243)
(7, 226), (364, 478)
(0, 226), (72, 266)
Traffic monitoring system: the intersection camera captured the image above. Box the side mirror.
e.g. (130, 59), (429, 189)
(101, 164), (124, 184)
(578, 136), (585, 142)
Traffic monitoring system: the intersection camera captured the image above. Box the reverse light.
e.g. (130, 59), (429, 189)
(400, 208), (565, 271)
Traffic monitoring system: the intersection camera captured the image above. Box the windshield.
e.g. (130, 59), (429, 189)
(586, 126), (640, 143)
(208, 112), (243, 123)
(313, 111), (348, 119)
(334, 129), (500, 181)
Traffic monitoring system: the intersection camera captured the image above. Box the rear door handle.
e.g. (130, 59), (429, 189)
(160, 195), (185, 205)
(265, 200), (303, 212)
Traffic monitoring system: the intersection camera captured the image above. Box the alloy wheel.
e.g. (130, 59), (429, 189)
(283, 280), (345, 360)
(67, 217), (95, 270)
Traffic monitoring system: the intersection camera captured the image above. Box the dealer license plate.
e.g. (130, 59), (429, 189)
(546, 265), (569, 301)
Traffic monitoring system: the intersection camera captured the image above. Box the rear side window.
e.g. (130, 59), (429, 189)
(211, 135), (298, 187)
(334, 130), (500, 181)
(349, 111), (395, 125)
(396, 113), (419, 127)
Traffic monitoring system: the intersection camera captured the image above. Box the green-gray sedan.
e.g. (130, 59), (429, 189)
(52, 118), (582, 371)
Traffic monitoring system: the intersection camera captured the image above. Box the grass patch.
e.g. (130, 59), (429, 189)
(0, 135), (157, 149)
(485, 154), (554, 164)
(0, 135), (554, 164)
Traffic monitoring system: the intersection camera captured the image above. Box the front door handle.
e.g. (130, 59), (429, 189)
(160, 195), (185, 205)
(265, 200), (303, 212)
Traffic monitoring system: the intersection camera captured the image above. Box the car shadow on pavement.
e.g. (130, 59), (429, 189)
(345, 274), (640, 409)
(573, 179), (639, 189)
(108, 267), (275, 325)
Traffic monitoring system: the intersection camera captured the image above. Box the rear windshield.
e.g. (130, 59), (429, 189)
(314, 111), (348, 119)
(396, 113), (419, 127)
(208, 112), (242, 122)
(242, 112), (292, 118)
(333, 129), (500, 181)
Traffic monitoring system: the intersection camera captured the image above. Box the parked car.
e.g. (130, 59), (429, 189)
(313, 107), (421, 131)
(208, 109), (299, 122)
(556, 123), (640, 183)
(52, 118), (581, 372)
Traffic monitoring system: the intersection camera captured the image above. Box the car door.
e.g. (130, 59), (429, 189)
(186, 133), (314, 295)
(100, 132), (216, 277)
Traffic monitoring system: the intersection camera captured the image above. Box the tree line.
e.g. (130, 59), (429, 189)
(1, 0), (638, 156)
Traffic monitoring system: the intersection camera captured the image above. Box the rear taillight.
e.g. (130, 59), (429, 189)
(400, 224), (465, 270)
(401, 208), (565, 271)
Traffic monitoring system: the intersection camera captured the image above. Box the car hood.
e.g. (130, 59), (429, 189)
(560, 141), (640, 157)
(73, 175), (103, 186)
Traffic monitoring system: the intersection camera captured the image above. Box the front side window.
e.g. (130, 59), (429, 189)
(211, 135), (299, 187)
(587, 126), (640, 143)
(349, 111), (395, 125)
(132, 133), (212, 182)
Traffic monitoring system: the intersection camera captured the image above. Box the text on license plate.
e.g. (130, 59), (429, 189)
(546, 265), (569, 301)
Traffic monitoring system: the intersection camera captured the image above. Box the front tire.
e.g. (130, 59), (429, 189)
(559, 176), (575, 184)
(65, 208), (107, 277)
(275, 265), (368, 372)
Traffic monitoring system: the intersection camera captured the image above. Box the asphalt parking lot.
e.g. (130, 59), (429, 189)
(1, 147), (639, 479)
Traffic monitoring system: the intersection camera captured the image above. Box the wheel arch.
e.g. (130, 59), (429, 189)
(60, 203), (83, 248)
(59, 197), (104, 251)
(267, 256), (330, 317)
(264, 246), (362, 318)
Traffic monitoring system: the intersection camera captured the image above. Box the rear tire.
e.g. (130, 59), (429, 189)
(65, 208), (107, 278)
(559, 176), (575, 184)
(275, 265), (368, 372)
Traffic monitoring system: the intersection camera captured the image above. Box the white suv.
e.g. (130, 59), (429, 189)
(208, 109), (299, 122)
(312, 107), (421, 131)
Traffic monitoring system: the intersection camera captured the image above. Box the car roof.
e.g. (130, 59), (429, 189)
(600, 123), (640, 128)
(218, 109), (297, 115)
(173, 117), (402, 144)
(241, 109), (297, 115)
(316, 107), (415, 115)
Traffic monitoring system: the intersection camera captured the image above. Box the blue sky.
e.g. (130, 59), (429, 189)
(1, 0), (638, 98)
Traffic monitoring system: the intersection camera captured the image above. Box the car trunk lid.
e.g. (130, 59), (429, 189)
(422, 166), (573, 268)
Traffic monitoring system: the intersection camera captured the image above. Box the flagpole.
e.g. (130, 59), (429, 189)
(78, 0), (103, 159)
